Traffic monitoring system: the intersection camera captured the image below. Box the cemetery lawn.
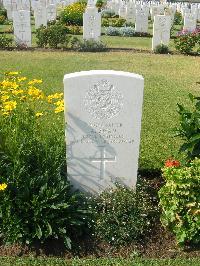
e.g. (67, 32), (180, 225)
(0, 257), (200, 266)
(1, 50), (200, 171)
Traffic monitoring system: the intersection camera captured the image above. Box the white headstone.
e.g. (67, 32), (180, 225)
(13, 10), (31, 47)
(118, 2), (126, 19)
(183, 13), (196, 32)
(47, 4), (57, 21)
(126, 2), (136, 23)
(64, 70), (144, 194)
(83, 7), (101, 41)
(35, 4), (47, 28)
(87, 0), (97, 8)
(3, 0), (13, 19)
(152, 15), (171, 50)
(17, 0), (30, 10)
(135, 8), (148, 33)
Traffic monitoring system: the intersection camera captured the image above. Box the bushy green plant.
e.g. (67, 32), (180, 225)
(67, 25), (82, 35)
(154, 44), (170, 54)
(105, 26), (121, 36)
(0, 15), (6, 24)
(0, 34), (12, 48)
(101, 9), (115, 18)
(60, 2), (86, 26)
(0, 7), (7, 18)
(36, 23), (70, 48)
(174, 11), (183, 25)
(96, 0), (106, 9)
(159, 158), (200, 245)
(0, 72), (90, 248)
(175, 94), (200, 159)
(174, 28), (200, 54)
(120, 27), (135, 37)
(102, 18), (126, 27)
(89, 181), (157, 246)
(35, 25), (49, 47)
(105, 26), (149, 37)
(71, 37), (107, 52)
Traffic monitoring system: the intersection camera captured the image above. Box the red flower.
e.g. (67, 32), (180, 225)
(165, 159), (180, 168)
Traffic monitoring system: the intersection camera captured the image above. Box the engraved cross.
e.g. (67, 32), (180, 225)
(90, 146), (116, 180)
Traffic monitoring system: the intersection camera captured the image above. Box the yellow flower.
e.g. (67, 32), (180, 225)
(2, 111), (10, 116)
(2, 100), (17, 112)
(0, 183), (7, 191)
(1, 80), (19, 90)
(54, 100), (64, 113)
(1, 95), (10, 101)
(28, 86), (44, 99)
(35, 112), (44, 118)
(54, 100), (64, 106)
(18, 77), (27, 82)
(12, 89), (24, 95)
(47, 93), (63, 103)
(6, 71), (19, 75)
(28, 79), (43, 85)
(55, 106), (64, 113)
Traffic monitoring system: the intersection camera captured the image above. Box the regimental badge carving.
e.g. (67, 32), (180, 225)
(84, 79), (123, 120)
(158, 17), (167, 28)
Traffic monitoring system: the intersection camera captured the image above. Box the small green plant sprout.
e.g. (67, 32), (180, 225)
(154, 44), (170, 54)
(175, 93), (200, 160)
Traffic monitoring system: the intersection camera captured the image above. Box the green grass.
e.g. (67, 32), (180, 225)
(0, 257), (200, 266)
(1, 51), (200, 171)
(0, 20), (183, 51)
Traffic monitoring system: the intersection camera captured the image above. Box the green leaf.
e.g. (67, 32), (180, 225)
(190, 133), (200, 142)
(36, 224), (42, 239)
(46, 222), (52, 236)
(63, 236), (71, 249)
(189, 93), (194, 102)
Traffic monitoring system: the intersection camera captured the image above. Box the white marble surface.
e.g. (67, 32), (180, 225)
(64, 70), (144, 194)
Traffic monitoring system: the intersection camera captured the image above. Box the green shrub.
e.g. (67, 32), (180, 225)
(35, 25), (49, 47)
(71, 37), (107, 52)
(96, 0), (106, 9)
(0, 15), (6, 24)
(102, 18), (126, 27)
(0, 34), (12, 48)
(154, 44), (170, 54)
(174, 29), (200, 55)
(60, 2), (86, 26)
(89, 181), (157, 246)
(102, 18), (110, 27)
(174, 11), (183, 25)
(101, 9), (115, 18)
(159, 158), (200, 245)
(0, 72), (90, 248)
(175, 93), (200, 160)
(67, 25), (82, 35)
(105, 26), (121, 36)
(0, 7), (7, 18)
(36, 23), (70, 48)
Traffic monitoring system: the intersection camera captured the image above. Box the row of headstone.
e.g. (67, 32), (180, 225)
(3, 0), (200, 47)
(105, 0), (200, 23)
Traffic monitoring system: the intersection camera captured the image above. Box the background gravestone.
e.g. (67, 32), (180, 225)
(64, 70), (144, 194)
(83, 6), (101, 41)
(152, 15), (171, 50)
(13, 10), (31, 47)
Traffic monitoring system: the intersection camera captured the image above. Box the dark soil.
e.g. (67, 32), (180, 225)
(0, 176), (199, 259)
